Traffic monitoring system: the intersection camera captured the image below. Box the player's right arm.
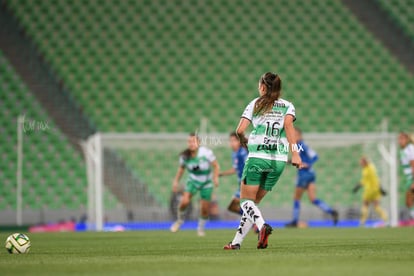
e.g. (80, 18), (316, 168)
(358, 167), (368, 188)
(236, 99), (255, 147)
(352, 168), (365, 194)
(172, 166), (185, 193)
(236, 118), (250, 148)
(352, 184), (362, 194)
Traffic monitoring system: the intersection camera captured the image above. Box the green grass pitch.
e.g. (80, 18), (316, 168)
(0, 228), (413, 276)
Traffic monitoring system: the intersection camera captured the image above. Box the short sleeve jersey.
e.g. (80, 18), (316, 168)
(241, 97), (296, 161)
(179, 146), (216, 184)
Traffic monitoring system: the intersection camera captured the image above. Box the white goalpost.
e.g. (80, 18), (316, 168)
(83, 131), (399, 231)
(82, 133), (104, 231)
(14, 114), (399, 229)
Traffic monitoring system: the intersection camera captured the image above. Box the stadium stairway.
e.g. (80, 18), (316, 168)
(0, 1), (159, 216)
(376, 0), (414, 42)
(342, 0), (414, 73)
(0, 48), (88, 212)
(0, 0), (95, 147)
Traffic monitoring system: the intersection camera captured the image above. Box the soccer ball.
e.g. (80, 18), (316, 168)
(5, 233), (31, 254)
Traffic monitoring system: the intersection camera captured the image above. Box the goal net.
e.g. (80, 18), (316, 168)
(82, 132), (398, 231)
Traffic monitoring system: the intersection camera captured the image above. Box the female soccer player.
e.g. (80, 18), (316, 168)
(398, 132), (414, 219)
(285, 128), (338, 227)
(352, 157), (388, 225)
(219, 132), (248, 215)
(224, 72), (301, 250)
(170, 133), (219, 236)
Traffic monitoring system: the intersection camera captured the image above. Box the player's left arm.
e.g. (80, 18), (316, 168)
(307, 146), (318, 164)
(285, 115), (302, 168)
(172, 166), (185, 193)
(211, 159), (220, 187)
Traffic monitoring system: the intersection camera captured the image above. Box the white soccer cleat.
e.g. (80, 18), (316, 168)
(170, 220), (183, 233)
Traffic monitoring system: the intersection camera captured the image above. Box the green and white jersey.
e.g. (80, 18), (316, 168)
(179, 146), (216, 185)
(241, 97), (296, 161)
(400, 143), (414, 179)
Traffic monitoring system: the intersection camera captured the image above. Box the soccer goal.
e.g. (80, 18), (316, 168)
(82, 131), (399, 231)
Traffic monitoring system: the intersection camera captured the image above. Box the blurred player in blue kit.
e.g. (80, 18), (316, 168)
(285, 127), (338, 227)
(219, 132), (248, 215)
